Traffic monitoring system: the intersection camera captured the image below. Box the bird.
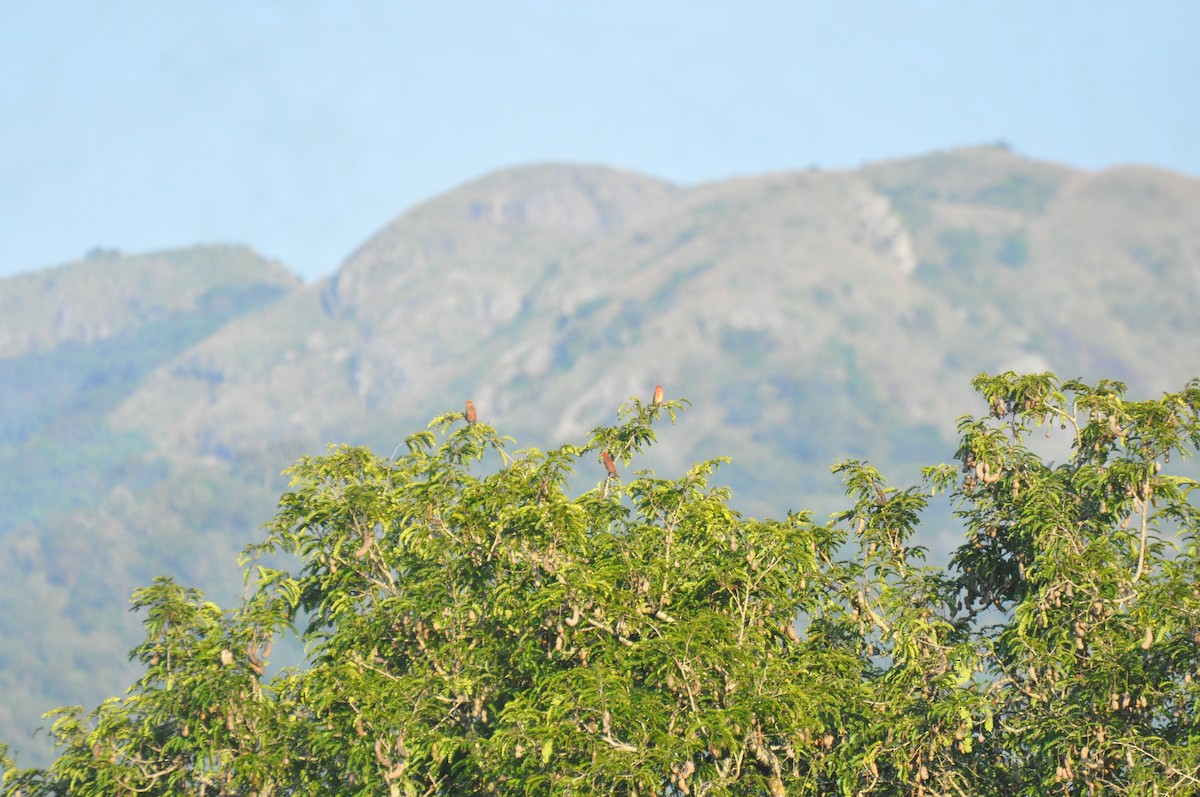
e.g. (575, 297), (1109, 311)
(601, 451), (618, 479)
(464, 400), (477, 425)
(652, 384), (664, 406)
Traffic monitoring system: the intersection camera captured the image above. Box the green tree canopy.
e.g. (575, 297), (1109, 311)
(4, 372), (1200, 796)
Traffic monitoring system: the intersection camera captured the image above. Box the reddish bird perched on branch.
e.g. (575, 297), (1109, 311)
(601, 451), (618, 479)
(464, 400), (477, 425)
(652, 384), (664, 406)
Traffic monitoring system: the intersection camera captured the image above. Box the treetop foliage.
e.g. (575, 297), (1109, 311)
(4, 372), (1200, 796)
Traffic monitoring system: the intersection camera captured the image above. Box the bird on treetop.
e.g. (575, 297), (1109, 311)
(652, 384), (664, 406)
(464, 400), (477, 425)
(601, 451), (618, 479)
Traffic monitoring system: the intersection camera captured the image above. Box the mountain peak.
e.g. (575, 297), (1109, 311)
(0, 245), (299, 360)
(327, 163), (678, 317)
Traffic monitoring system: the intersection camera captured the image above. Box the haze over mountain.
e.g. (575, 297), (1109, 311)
(3, 146), (1199, 761)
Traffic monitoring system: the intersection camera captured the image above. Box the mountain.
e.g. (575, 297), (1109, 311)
(3, 146), (1200, 761)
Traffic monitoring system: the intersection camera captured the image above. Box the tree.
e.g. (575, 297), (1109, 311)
(3, 373), (1199, 796)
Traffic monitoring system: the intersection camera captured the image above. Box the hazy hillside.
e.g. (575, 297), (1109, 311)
(0, 247), (301, 758)
(3, 146), (1199, 762)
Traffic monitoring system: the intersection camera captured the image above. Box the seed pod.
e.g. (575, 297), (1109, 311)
(1141, 627), (1153, 650)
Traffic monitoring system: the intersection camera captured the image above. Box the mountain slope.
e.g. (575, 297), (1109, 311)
(4, 148), (1200, 762)
(0, 247), (300, 756)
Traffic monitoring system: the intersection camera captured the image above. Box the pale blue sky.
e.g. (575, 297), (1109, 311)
(2, 2), (1197, 281)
